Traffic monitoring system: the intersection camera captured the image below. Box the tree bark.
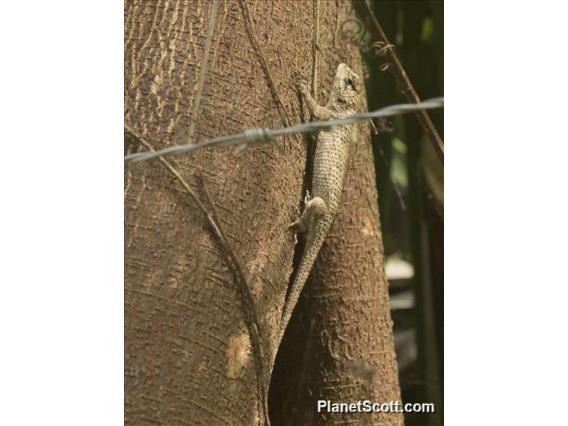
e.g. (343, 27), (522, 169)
(125, 1), (402, 425)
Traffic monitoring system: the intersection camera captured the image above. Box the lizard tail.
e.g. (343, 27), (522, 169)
(279, 220), (329, 342)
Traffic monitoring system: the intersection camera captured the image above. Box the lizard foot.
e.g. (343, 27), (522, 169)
(288, 219), (304, 233)
(288, 191), (312, 233)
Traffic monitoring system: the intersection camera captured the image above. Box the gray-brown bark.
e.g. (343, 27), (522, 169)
(125, 1), (402, 425)
(269, 3), (403, 424)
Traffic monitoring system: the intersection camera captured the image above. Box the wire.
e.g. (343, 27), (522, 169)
(125, 97), (443, 163)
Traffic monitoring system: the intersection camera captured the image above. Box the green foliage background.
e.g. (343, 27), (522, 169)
(365, 2), (443, 425)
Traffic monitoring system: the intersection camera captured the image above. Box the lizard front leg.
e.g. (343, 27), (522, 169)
(299, 83), (333, 121)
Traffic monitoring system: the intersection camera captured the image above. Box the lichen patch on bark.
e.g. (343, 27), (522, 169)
(226, 331), (251, 379)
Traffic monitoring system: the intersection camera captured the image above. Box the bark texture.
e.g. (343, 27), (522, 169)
(125, 1), (401, 425)
(269, 3), (403, 424)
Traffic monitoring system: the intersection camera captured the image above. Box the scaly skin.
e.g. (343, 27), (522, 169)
(279, 63), (361, 343)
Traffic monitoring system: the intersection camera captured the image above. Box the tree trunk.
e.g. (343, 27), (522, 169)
(125, 1), (402, 425)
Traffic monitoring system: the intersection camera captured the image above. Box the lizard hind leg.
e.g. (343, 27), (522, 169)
(288, 192), (326, 233)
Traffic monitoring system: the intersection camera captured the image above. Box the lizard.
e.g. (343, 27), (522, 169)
(279, 63), (361, 343)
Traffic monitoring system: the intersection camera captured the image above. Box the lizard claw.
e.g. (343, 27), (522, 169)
(288, 190), (311, 233)
(288, 220), (300, 231)
(288, 218), (307, 233)
(293, 75), (309, 97)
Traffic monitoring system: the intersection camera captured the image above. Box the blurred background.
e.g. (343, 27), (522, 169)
(364, 1), (443, 425)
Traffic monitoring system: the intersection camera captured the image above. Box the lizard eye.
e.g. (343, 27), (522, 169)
(345, 77), (355, 90)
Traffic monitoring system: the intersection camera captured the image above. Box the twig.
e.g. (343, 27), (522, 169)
(238, 0), (290, 127)
(312, 0), (319, 102)
(125, 123), (208, 214)
(353, 1), (444, 162)
(126, 125), (269, 425)
(187, 0), (222, 141)
(200, 176), (270, 426)
(124, 97), (443, 163)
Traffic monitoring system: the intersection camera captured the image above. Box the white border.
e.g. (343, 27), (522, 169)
(446, 2), (568, 424)
(0, 2), (123, 424)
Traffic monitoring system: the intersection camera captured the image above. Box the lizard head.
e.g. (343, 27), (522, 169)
(331, 63), (360, 112)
